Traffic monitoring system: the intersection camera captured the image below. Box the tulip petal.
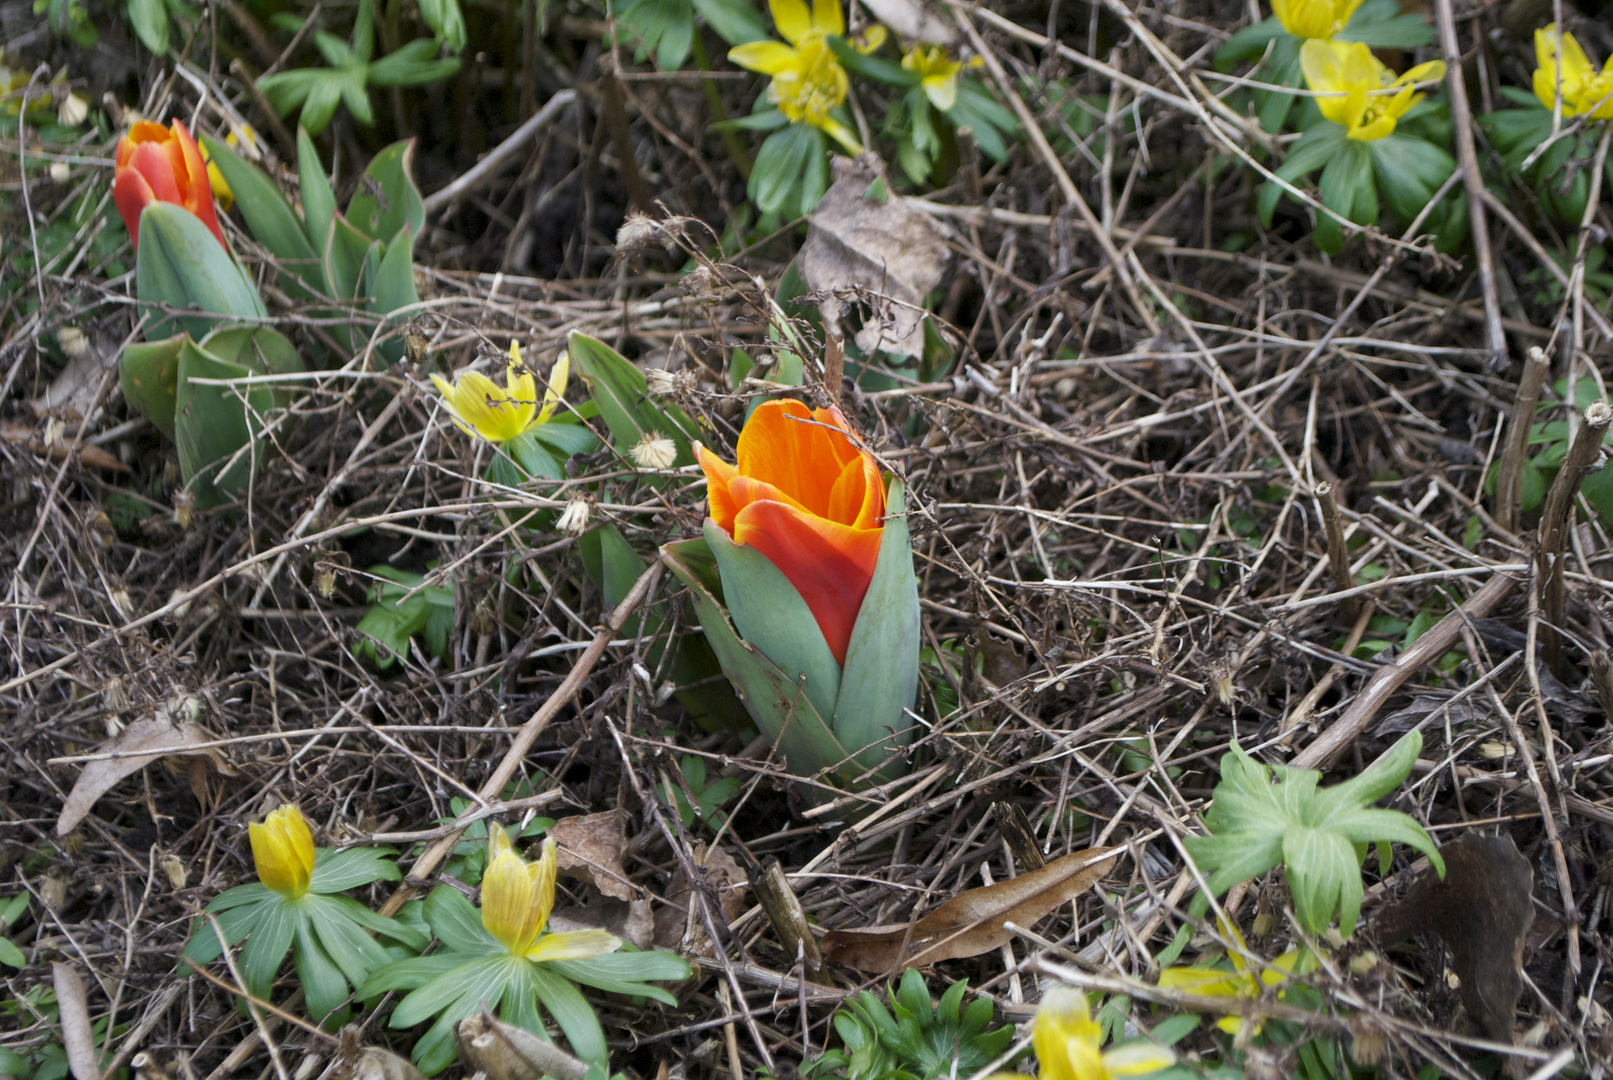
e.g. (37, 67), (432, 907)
(524, 929), (622, 962)
(825, 440), (883, 529)
(171, 121), (228, 248)
(114, 168), (157, 252)
(129, 141), (185, 206)
(735, 400), (880, 523)
(696, 442), (744, 531)
(730, 496), (882, 664)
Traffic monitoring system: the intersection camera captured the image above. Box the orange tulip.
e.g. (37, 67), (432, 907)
(696, 399), (884, 666)
(114, 120), (226, 253)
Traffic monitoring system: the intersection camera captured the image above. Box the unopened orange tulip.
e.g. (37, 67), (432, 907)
(114, 119), (227, 252)
(696, 400), (883, 665)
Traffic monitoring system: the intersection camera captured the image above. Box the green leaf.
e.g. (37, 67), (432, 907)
(174, 335), (275, 508)
(1259, 123), (1347, 228)
(119, 335), (183, 440)
(551, 950), (690, 1001)
(417, 0), (466, 52)
(1214, 17), (1286, 68)
(566, 332), (699, 466)
(828, 35), (918, 86)
(135, 203), (267, 340)
(237, 895), (298, 998)
(298, 128), (338, 264)
(346, 141), (425, 245)
(423, 884), (499, 956)
(0, 935), (26, 969)
(750, 123), (815, 218)
(527, 962), (606, 1065)
(308, 846), (402, 892)
(705, 519), (842, 723)
(303, 897), (393, 985)
(1315, 138), (1376, 253)
(368, 40), (461, 87)
(127, 0), (169, 53)
(386, 953), (516, 1029)
(662, 536), (859, 788)
(831, 477), (919, 780)
(693, 0), (768, 45)
(294, 916), (352, 1026)
(198, 133), (322, 297)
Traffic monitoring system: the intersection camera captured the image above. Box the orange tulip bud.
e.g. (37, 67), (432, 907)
(696, 399), (884, 665)
(114, 120), (226, 253)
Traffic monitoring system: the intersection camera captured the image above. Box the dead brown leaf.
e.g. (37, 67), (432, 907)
(57, 705), (213, 835)
(0, 422), (129, 472)
(653, 842), (748, 955)
(823, 845), (1120, 972)
(52, 962), (100, 1080)
(29, 335), (115, 420)
(548, 810), (633, 900)
(796, 155), (949, 360)
(1372, 833), (1534, 1045)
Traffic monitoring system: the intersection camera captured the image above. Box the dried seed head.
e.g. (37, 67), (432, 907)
(58, 93), (88, 127)
(314, 564), (337, 599)
(1348, 1022), (1387, 1066)
(471, 597), (497, 637)
(1347, 949), (1379, 975)
(161, 853), (188, 890)
(173, 490), (195, 530)
(616, 212), (661, 254)
(557, 496), (591, 535)
(58, 326), (89, 357)
(40, 874), (67, 910)
(631, 431), (677, 470)
(681, 264), (717, 299)
(103, 677), (130, 712)
(645, 367), (691, 397)
(49, 161), (70, 183)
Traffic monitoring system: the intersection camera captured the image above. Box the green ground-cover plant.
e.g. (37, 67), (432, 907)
(802, 970), (1017, 1080)
(1184, 731), (1442, 937)
(1484, 377), (1613, 523)
(353, 566), (455, 671)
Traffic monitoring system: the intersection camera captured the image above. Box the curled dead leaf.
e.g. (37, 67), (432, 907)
(56, 704), (216, 835)
(52, 962), (99, 1080)
(795, 155), (950, 361)
(823, 845), (1120, 973)
(1371, 833), (1534, 1045)
(548, 809), (634, 901)
(457, 1010), (588, 1080)
(653, 842), (748, 957)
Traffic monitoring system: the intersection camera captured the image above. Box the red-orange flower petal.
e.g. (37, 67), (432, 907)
(697, 399), (887, 666)
(113, 120), (227, 253)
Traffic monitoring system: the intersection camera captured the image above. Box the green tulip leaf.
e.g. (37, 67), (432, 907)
(832, 476), (918, 781)
(704, 519), (841, 723)
(136, 202), (267, 340)
(346, 140), (425, 245)
(198, 133), (323, 299)
(174, 336), (275, 507)
(120, 335), (184, 440)
(298, 128), (338, 263)
(662, 536), (858, 789)
(567, 332), (699, 467)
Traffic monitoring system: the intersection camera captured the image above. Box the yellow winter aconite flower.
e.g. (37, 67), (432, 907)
(480, 827), (621, 962)
(249, 804), (315, 899)
(200, 126), (259, 212)
(729, 0), (886, 153)
(1533, 25), (1613, 121)
(989, 986), (1174, 1080)
(1272, 0), (1365, 40)
(1301, 39), (1445, 141)
(432, 342), (569, 444)
(901, 44), (980, 112)
(1156, 921), (1314, 1035)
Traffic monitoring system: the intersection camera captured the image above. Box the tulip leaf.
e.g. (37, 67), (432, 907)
(174, 336), (275, 507)
(298, 128), (338, 262)
(346, 140), (425, 245)
(120, 335), (183, 440)
(832, 477), (918, 781)
(567, 331), (700, 467)
(325, 215), (377, 303)
(198, 133), (323, 299)
(136, 202), (267, 340)
(662, 537), (859, 788)
(200, 326), (307, 409)
(366, 227), (419, 362)
(704, 519), (840, 724)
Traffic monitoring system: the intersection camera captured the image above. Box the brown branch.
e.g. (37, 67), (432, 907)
(1536, 401), (1611, 678)
(1495, 346), (1552, 533)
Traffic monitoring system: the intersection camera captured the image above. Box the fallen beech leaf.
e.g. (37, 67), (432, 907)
(330, 1025), (424, 1080)
(52, 962), (99, 1080)
(1371, 833), (1534, 1044)
(796, 155), (950, 360)
(653, 842), (748, 956)
(823, 845), (1120, 972)
(57, 708), (212, 835)
(548, 810), (633, 900)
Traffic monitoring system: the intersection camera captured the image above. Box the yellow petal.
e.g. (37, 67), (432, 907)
(537, 352), (569, 423)
(858, 25), (887, 54)
(820, 115), (864, 154)
(524, 929), (623, 962)
(1034, 986), (1103, 1080)
(1350, 112), (1397, 141)
(922, 72), (958, 111)
(1156, 967), (1243, 996)
(488, 823), (514, 861)
(1558, 27), (1595, 83)
(1396, 59), (1446, 87)
(532, 837), (560, 934)
(769, 0), (812, 44)
(482, 850), (542, 955)
(1215, 1014), (1245, 1034)
(250, 804), (314, 898)
(1101, 1042), (1176, 1076)
(810, 0), (843, 37)
(729, 40), (801, 75)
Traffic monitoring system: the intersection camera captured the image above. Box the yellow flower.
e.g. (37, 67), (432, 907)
(901, 44), (981, 112)
(1272, 0), (1365, 40)
(989, 986), (1174, 1080)
(249, 804), (315, 899)
(1533, 25), (1613, 121)
(480, 827), (621, 962)
(1301, 39), (1445, 141)
(431, 342), (569, 444)
(1156, 921), (1314, 1035)
(200, 126), (259, 213)
(728, 0), (887, 153)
